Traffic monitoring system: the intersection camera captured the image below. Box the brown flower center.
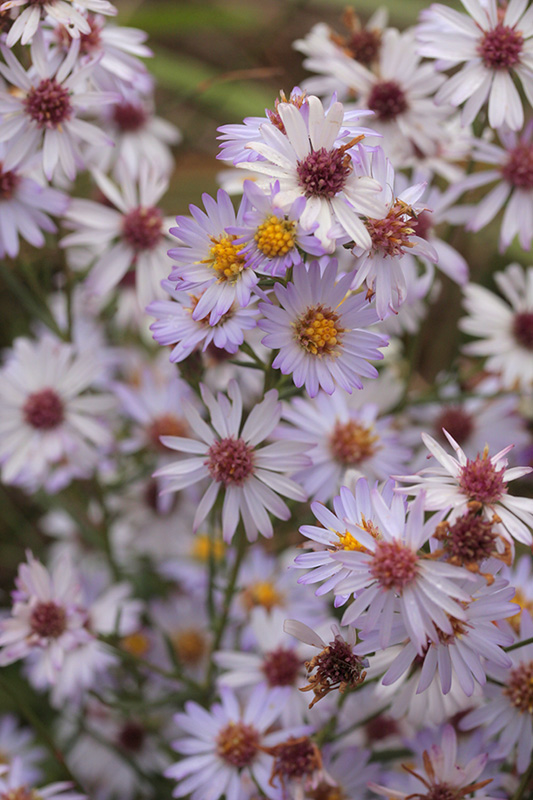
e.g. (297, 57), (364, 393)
(216, 722), (260, 767)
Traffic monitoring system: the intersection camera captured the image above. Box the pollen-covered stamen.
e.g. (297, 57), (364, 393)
(265, 736), (322, 788)
(30, 601), (67, 638)
(301, 635), (367, 707)
(216, 722), (260, 767)
(296, 137), (363, 199)
(365, 200), (417, 257)
(513, 312), (533, 349)
(266, 89), (308, 134)
(334, 529), (366, 551)
(241, 581), (283, 612)
(504, 661), (533, 714)
(370, 539), (418, 591)
(458, 451), (507, 504)
(23, 388), (64, 430)
(25, 78), (72, 129)
(0, 163), (20, 200)
(331, 8), (382, 65)
(147, 413), (188, 452)
(112, 102), (148, 133)
(206, 436), (255, 487)
(294, 304), (344, 356)
(204, 235), (246, 282)
(435, 407), (474, 445)
(329, 419), (379, 466)
(255, 216), (296, 257)
(501, 142), (533, 189)
(478, 23), (523, 69)
(172, 629), (207, 666)
(262, 647), (302, 686)
(117, 721), (145, 753)
(367, 80), (408, 121)
(122, 206), (164, 252)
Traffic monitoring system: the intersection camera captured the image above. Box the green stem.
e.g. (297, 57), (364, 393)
(505, 636), (533, 652)
(511, 757), (533, 800)
(103, 638), (203, 693)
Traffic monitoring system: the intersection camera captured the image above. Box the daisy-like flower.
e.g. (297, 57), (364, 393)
(276, 390), (411, 502)
(370, 725), (493, 799)
(0, 759), (85, 800)
(0, 33), (116, 180)
(154, 380), (309, 543)
(461, 611), (533, 773)
(0, 142), (69, 259)
(396, 429), (533, 545)
(459, 122), (533, 251)
(0, 553), (91, 683)
(237, 94), (386, 252)
(165, 685), (310, 800)
(417, 0), (533, 131)
(326, 485), (474, 653)
(167, 189), (258, 325)
(147, 280), (259, 363)
(0, 335), (114, 491)
(1, 0), (116, 46)
(61, 166), (174, 307)
(258, 260), (387, 397)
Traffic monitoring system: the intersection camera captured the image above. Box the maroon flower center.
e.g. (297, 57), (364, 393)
(436, 408), (474, 445)
(459, 454), (507, 504)
(478, 23), (523, 69)
(365, 200), (417, 257)
(112, 102), (148, 133)
(30, 601), (67, 638)
(122, 206), (164, 252)
(364, 714), (400, 742)
(0, 162), (20, 200)
(205, 436), (255, 487)
(504, 660), (533, 714)
(441, 509), (497, 564)
(348, 29), (381, 65)
(513, 312), (533, 349)
(268, 737), (321, 783)
(425, 787), (459, 800)
(55, 14), (102, 54)
(296, 146), (352, 198)
(25, 78), (72, 129)
(147, 413), (188, 452)
(216, 722), (260, 767)
(117, 721), (145, 752)
(367, 80), (408, 121)
(23, 388), (64, 430)
(501, 143), (533, 189)
(370, 539), (418, 591)
(329, 419), (378, 465)
(262, 647), (302, 686)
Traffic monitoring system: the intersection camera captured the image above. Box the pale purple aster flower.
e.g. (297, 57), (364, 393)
(0, 758), (86, 800)
(0, 552), (90, 684)
(0, 142), (68, 259)
(311, 744), (379, 800)
(460, 262), (533, 390)
(277, 391), (411, 502)
(0, 32), (116, 180)
(167, 189), (258, 325)
(61, 167), (174, 308)
(459, 122), (533, 251)
(237, 94), (386, 252)
(154, 380), (309, 543)
(1, 0), (116, 46)
(258, 259), (387, 397)
(370, 725), (493, 799)
(165, 685), (310, 800)
(147, 280), (259, 363)
(501, 554), (533, 632)
(461, 611), (533, 773)
(395, 429), (533, 545)
(0, 715), (44, 784)
(0, 335), (115, 491)
(227, 179), (324, 276)
(417, 0), (533, 131)
(329, 486), (475, 653)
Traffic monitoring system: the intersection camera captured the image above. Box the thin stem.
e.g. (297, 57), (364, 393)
(511, 757), (533, 800)
(505, 636), (533, 652)
(102, 637), (203, 693)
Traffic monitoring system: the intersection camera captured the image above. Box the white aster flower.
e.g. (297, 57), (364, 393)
(1, 0), (116, 46)
(0, 759), (85, 800)
(154, 380), (309, 543)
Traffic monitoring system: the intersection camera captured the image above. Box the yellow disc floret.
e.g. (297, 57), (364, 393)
(205, 235), (246, 281)
(294, 305), (344, 356)
(255, 216), (296, 258)
(191, 534), (226, 562)
(335, 530), (365, 551)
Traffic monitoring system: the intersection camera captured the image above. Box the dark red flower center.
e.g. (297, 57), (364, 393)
(117, 721), (146, 752)
(122, 206), (164, 251)
(347, 29), (381, 65)
(370, 539), (418, 591)
(216, 722), (260, 767)
(501, 143), (533, 189)
(30, 601), (67, 638)
(23, 388), (64, 430)
(458, 454), (506, 504)
(513, 311), (533, 349)
(436, 408), (474, 445)
(297, 146), (352, 198)
(504, 660), (533, 714)
(367, 80), (408, 121)
(205, 436), (255, 486)
(262, 647), (302, 686)
(25, 78), (72, 129)
(329, 419), (378, 465)
(0, 163), (20, 200)
(478, 23), (523, 69)
(112, 102), (148, 133)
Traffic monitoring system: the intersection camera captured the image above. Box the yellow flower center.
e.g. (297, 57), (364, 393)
(121, 631), (151, 657)
(255, 216), (296, 257)
(191, 534), (226, 562)
(335, 530), (365, 551)
(205, 235), (246, 281)
(294, 305), (344, 356)
(172, 629), (207, 666)
(241, 580), (283, 611)
(329, 420), (379, 466)
(508, 588), (533, 633)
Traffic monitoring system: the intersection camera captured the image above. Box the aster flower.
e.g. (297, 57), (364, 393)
(0, 335), (114, 491)
(165, 685), (310, 800)
(61, 166), (174, 307)
(1, 0), (116, 46)
(154, 381), (309, 543)
(370, 725), (493, 799)
(0, 552), (90, 683)
(147, 280), (259, 363)
(0, 716), (44, 783)
(396, 429), (533, 545)
(0, 142), (69, 259)
(276, 390), (411, 502)
(459, 263), (533, 390)
(0, 759), (85, 800)
(167, 189), (258, 325)
(417, 0), (533, 131)
(237, 94), (386, 252)
(258, 260), (387, 397)
(0, 32), (116, 180)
